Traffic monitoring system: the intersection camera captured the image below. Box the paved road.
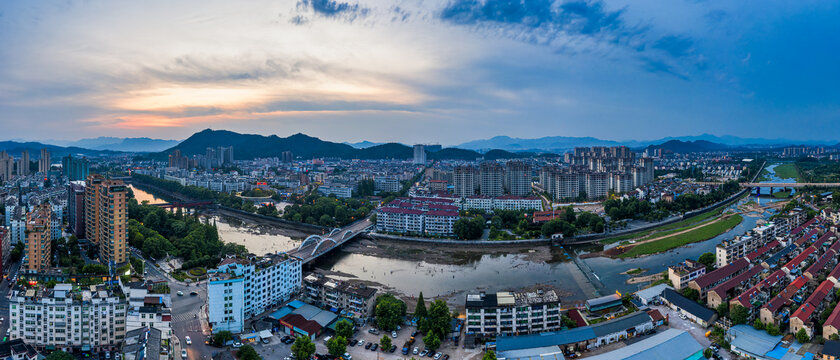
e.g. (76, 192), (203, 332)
(0, 262), (21, 341)
(131, 250), (214, 360)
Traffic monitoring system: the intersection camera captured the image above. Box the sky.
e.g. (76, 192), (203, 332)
(1, 0), (839, 145)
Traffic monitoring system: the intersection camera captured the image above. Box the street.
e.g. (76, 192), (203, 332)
(0, 261), (21, 342)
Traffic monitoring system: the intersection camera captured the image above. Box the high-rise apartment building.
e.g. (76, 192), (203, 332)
(505, 161), (531, 197)
(24, 204), (52, 272)
(479, 162), (504, 197)
(67, 181), (86, 238)
(585, 172), (609, 200)
(0, 151), (14, 182)
(167, 149), (190, 169)
(16, 151), (30, 177)
(555, 172), (581, 200)
(85, 175), (128, 264)
(453, 165), (475, 198)
(282, 151), (293, 163)
(413, 144), (426, 165)
(38, 148), (50, 173)
(62, 155), (90, 181)
(218, 146), (234, 165)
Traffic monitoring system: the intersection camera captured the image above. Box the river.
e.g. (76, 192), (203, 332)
(129, 166), (792, 305)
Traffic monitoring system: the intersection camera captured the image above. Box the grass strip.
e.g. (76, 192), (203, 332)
(617, 214), (743, 258)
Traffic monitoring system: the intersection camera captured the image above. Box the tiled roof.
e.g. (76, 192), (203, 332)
(693, 258), (749, 289)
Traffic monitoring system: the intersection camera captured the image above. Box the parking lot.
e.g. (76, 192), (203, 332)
(651, 305), (732, 360)
(251, 324), (484, 360)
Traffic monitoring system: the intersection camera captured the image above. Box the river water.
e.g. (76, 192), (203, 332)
(130, 167), (791, 304)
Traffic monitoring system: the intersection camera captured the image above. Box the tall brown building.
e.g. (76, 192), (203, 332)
(24, 204), (52, 272)
(85, 174), (128, 265)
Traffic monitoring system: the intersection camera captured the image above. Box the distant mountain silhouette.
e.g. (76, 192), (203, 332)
(0, 141), (118, 158)
(645, 140), (729, 153)
(46, 136), (180, 152)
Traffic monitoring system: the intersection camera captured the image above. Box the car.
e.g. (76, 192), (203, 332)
(391, 331), (398, 338)
(181, 350), (187, 359)
(442, 355), (450, 360)
(190, 291), (198, 296)
(368, 328), (379, 335)
(323, 336), (332, 344)
(413, 347), (419, 355)
(419, 350), (429, 356)
(342, 354), (352, 360)
(434, 352), (442, 359)
(389, 345), (397, 353)
(232, 341), (242, 348)
(412, 331), (420, 337)
(105, 351), (111, 359)
(0, 317), (4, 322)
(185, 336), (191, 345)
(402, 347), (410, 355)
(370, 343), (378, 351)
(357, 339), (365, 346)
(348, 339), (357, 346)
(364, 342), (372, 350)
(176, 291), (184, 296)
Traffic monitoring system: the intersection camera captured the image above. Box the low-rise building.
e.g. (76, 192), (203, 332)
(667, 260), (706, 291)
(465, 290), (562, 337)
(9, 283), (128, 352)
(661, 288), (717, 327)
(122, 327), (164, 360)
(302, 273), (377, 318)
(123, 281), (172, 339)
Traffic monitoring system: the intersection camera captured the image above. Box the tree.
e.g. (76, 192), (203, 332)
(796, 328), (810, 343)
(212, 330), (234, 346)
(698, 252), (716, 270)
(561, 315), (577, 328)
(730, 305), (749, 325)
(483, 350), (497, 360)
(237, 345), (261, 360)
(766, 323), (781, 336)
(326, 335), (347, 356)
(46, 351), (75, 360)
(753, 319), (764, 330)
(453, 217), (484, 240)
(421, 300), (451, 339)
(416, 292), (428, 331)
(380, 335), (392, 351)
(292, 336), (316, 360)
(680, 288), (700, 302)
(831, 333), (839, 341)
(716, 303), (729, 317)
(703, 348), (713, 359)
(375, 294), (407, 331)
(335, 319), (354, 340)
(424, 332), (441, 351)
(541, 219), (575, 238)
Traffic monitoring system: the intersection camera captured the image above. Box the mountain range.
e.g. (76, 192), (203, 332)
(46, 137), (180, 152)
(0, 141), (118, 158)
(155, 129), (535, 161)
(456, 133), (836, 153)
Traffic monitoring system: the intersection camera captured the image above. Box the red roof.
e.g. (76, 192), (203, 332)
(746, 240), (781, 261)
(734, 285), (762, 308)
(829, 262), (840, 282)
(567, 309), (588, 327)
(805, 250), (834, 277)
(792, 280), (834, 322)
(710, 266), (763, 299)
(795, 229), (819, 246)
(280, 313), (322, 335)
(764, 276), (807, 313)
(647, 309), (665, 323)
(791, 218), (817, 237)
(783, 246), (817, 271)
(693, 258), (749, 289)
(824, 302), (840, 330)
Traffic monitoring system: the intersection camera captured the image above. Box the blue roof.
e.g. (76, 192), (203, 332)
(730, 325), (782, 358)
(497, 327), (597, 352)
(288, 300), (306, 309)
(269, 307), (293, 320)
(586, 329), (702, 360)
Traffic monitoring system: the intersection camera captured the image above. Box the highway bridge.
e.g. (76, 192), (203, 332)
(288, 217), (375, 264)
(695, 182), (840, 188)
(152, 201), (215, 209)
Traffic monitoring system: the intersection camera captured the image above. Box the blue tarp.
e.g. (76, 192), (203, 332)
(765, 344), (788, 359)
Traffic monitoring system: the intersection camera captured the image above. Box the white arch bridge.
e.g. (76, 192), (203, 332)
(289, 218), (374, 264)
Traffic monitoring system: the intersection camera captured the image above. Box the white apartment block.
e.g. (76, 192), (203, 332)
(465, 290), (562, 337)
(9, 283), (127, 352)
(123, 281), (172, 339)
(716, 224), (777, 268)
(208, 254), (302, 334)
(374, 177), (401, 193)
(317, 185), (352, 198)
(461, 196), (542, 212)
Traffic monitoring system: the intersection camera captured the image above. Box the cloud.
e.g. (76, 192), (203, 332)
(652, 35), (694, 58)
(296, 0), (370, 22)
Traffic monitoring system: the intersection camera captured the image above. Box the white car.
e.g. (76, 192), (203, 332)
(185, 336), (191, 345)
(391, 331), (398, 338)
(413, 347), (419, 355)
(181, 350), (187, 359)
(434, 352), (443, 359)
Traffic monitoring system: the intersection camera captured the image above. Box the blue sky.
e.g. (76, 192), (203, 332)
(0, 0), (838, 145)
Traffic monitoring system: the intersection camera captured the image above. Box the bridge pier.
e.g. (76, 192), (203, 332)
(770, 187), (774, 195)
(755, 187), (760, 196)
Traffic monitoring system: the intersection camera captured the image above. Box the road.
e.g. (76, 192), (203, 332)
(0, 261), (21, 341)
(131, 249), (214, 360)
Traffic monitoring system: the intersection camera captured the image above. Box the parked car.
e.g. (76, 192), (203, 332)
(413, 347), (419, 355)
(176, 291), (184, 296)
(181, 350), (187, 359)
(368, 328), (379, 335)
(190, 291), (198, 296)
(419, 349), (429, 356)
(342, 353), (352, 360)
(389, 345), (397, 353)
(348, 339), (357, 346)
(442, 355), (450, 360)
(364, 342), (372, 350)
(185, 336), (191, 345)
(391, 331), (398, 338)
(370, 343), (378, 351)
(434, 352), (442, 359)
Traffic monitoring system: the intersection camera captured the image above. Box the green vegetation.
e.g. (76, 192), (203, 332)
(772, 190), (792, 198)
(326, 335), (347, 356)
(618, 214), (743, 258)
(335, 319), (353, 340)
(796, 328), (810, 343)
(292, 336), (316, 360)
(773, 163), (802, 182)
(212, 331), (234, 346)
(45, 351), (75, 360)
(454, 216), (485, 240)
(680, 288), (700, 302)
(52, 236), (85, 271)
(698, 252), (716, 270)
(483, 350), (497, 360)
(419, 300), (452, 343)
(9, 242), (23, 262)
(730, 304), (749, 325)
(604, 180), (740, 223)
(236, 345), (260, 360)
(626, 268), (644, 275)
(797, 158), (840, 183)
(128, 199), (247, 269)
(375, 294), (407, 331)
(281, 193), (371, 227)
(240, 188), (276, 198)
(601, 208), (723, 245)
(130, 256), (145, 275)
(379, 335), (392, 352)
(132, 174), (255, 211)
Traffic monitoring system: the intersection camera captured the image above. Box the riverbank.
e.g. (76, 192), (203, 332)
(607, 213), (743, 258)
(773, 163), (803, 182)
